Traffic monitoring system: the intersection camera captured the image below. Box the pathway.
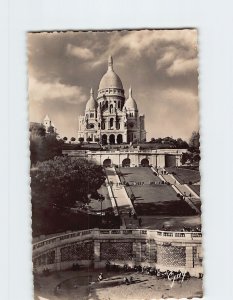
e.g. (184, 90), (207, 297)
(105, 167), (138, 228)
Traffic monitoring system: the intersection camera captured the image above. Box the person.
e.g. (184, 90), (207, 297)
(128, 210), (131, 218)
(129, 276), (134, 284)
(98, 273), (103, 281)
(138, 217), (142, 227)
(123, 277), (130, 285)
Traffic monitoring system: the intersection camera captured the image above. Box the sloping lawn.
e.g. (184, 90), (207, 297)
(128, 185), (196, 216)
(119, 167), (161, 184)
(188, 184), (200, 196)
(165, 167), (200, 184)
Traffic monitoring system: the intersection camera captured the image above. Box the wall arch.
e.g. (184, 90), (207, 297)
(103, 158), (112, 167)
(122, 158), (131, 167)
(141, 158), (150, 167)
(117, 134), (123, 144)
(109, 134), (115, 144)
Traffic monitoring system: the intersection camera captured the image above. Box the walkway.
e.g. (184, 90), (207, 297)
(105, 167), (137, 228)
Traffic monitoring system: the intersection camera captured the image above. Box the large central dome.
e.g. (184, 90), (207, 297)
(98, 56), (123, 90)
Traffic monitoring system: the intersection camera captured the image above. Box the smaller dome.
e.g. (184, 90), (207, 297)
(124, 87), (138, 110)
(85, 88), (97, 111)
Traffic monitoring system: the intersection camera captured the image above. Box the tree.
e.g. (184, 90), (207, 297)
(78, 137), (84, 144)
(63, 136), (68, 142)
(30, 128), (63, 165)
(29, 123), (46, 138)
(31, 156), (106, 207)
(86, 137), (92, 143)
(95, 137), (100, 143)
(189, 131), (200, 152)
(70, 137), (76, 143)
(31, 157), (106, 234)
(150, 138), (156, 143)
(47, 125), (55, 134)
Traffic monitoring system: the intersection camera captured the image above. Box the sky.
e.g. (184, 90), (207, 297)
(28, 29), (199, 141)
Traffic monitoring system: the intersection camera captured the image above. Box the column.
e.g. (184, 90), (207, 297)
(94, 241), (101, 268)
(148, 240), (157, 264)
(55, 247), (61, 271)
(133, 242), (141, 264)
(185, 246), (194, 269)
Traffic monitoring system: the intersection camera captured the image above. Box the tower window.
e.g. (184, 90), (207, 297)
(90, 113), (94, 118)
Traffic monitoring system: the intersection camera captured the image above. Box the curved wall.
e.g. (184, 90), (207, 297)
(33, 229), (203, 277)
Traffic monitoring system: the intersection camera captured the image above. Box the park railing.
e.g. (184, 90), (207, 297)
(33, 228), (202, 252)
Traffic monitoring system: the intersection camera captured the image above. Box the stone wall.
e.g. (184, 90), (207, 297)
(33, 229), (203, 277)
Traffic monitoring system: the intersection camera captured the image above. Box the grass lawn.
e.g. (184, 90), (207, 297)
(189, 184), (200, 196)
(119, 167), (161, 184)
(166, 167), (200, 184)
(127, 185), (196, 216)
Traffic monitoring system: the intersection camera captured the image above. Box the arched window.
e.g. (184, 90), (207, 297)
(110, 118), (114, 128)
(110, 104), (113, 113)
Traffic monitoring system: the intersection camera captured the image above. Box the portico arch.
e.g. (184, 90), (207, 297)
(102, 134), (107, 145)
(122, 158), (130, 167)
(141, 158), (149, 167)
(117, 134), (123, 144)
(103, 159), (112, 167)
(109, 134), (115, 144)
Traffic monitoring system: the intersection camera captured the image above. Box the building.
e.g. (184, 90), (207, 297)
(43, 115), (56, 134)
(78, 56), (146, 144)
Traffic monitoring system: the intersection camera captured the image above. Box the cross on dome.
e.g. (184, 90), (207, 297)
(108, 55), (113, 70)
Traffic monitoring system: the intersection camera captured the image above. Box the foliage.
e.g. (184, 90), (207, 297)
(149, 136), (188, 149)
(78, 137), (84, 144)
(31, 156), (106, 208)
(47, 125), (55, 134)
(29, 123), (46, 137)
(30, 133), (64, 165)
(31, 157), (106, 235)
(189, 131), (200, 152)
(70, 137), (76, 142)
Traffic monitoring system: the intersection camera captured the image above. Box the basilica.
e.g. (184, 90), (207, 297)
(78, 56), (146, 144)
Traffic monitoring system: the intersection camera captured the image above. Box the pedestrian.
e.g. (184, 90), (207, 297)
(138, 217), (142, 227)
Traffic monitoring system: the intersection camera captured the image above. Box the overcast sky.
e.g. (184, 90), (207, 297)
(28, 29), (199, 141)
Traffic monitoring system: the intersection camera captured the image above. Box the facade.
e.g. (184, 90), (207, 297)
(78, 56), (146, 144)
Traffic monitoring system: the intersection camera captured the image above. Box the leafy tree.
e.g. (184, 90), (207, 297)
(31, 157), (106, 235)
(189, 131), (200, 152)
(63, 136), (68, 142)
(29, 123), (46, 138)
(150, 138), (156, 143)
(70, 137), (76, 143)
(47, 125), (55, 134)
(87, 137), (92, 143)
(31, 156), (106, 208)
(95, 137), (100, 143)
(78, 137), (84, 144)
(30, 129), (63, 165)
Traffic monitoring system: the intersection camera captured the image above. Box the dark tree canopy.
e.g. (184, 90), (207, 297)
(189, 131), (200, 152)
(31, 156), (106, 208)
(30, 133), (63, 165)
(31, 157), (106, 235)
(29, 123), (46, 137)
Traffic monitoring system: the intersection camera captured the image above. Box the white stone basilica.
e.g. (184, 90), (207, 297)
(78, 56), (146, 144)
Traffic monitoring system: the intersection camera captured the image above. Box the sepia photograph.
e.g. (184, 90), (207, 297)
(29, 29), (203, 299)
